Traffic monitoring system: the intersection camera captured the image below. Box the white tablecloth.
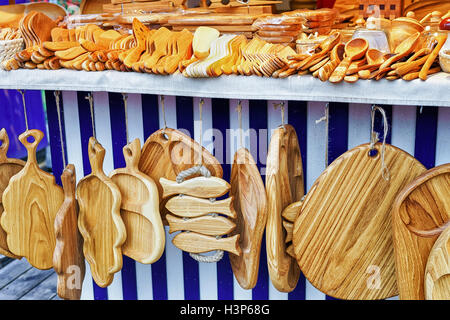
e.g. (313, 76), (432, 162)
(1, 69), (449, 107)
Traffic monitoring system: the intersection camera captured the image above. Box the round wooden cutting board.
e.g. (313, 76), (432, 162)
(229, 147), (267, 290)
(392, 163), (450, 300)
(293, 142), (427, 300)
(266, 124), (304, 293)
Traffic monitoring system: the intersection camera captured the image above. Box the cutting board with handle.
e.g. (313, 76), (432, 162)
(392, 163), (450, 300)
(1, 129), (64, 269)
(229, 147), (267, 290)
(293, 142), (427, 300)
(77, 137), (126, 287)
(266, 124), (304, 293)
(110, 138), (165, 264)
(425, 223), (450, 300)
(0, 128), (24, 259)
(53, 164), (85, 300)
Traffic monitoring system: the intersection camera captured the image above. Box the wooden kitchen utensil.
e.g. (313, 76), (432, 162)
(425, 224), (450, 300)
(53, 164), (85, 300)
(329, 38), (369, 83)
(293, 142), (427, 300)
(77, 137), (126, 287)
(0, 128), (24, 259)
(160, 176), (230, 199)
(1, 129), (64, 270)
(266, 123), (304, 293)
(172, 231), (241, 256)
(110, 138), (165, 264)
(165, 195), (235, 218)
(392, 163), (450, 300)
(166, 214), (236, 236)
(229, 147), (267, 290)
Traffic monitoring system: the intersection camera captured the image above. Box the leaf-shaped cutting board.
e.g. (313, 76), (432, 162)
(77, 137), (125, 287)
(53, 164), (85, 300)
(293, 143), (427, 300)
(138, 127), (223, 222)
(425, 223), (450, 300)
(229, 147), (267, 290)
(1, 129), (64, 269)
(0, 129), (24, 259)
(392, 163), (450, 300)
(110, 138), (165, 264)
(266, 124), (304, 293)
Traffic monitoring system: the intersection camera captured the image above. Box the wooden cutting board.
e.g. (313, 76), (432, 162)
(425, 224), (450, 300)
(266, 124), (304, 293)
(77, 137), (126, 287)
(110, 138), (165, 264)
(0, 129), (24, 259)
(1, 129), (64, 270)
(229, 147), (267, 290)
(53, 164), (85, 300)
(293, 143), (427, 300)
(138, 127), (223, 222)
(392, 163), (450, 300)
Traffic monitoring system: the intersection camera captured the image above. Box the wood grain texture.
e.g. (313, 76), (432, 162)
(266, 124), (304, 293)
(138, 128), (223, 222)
(53, 164), (85, 300)
(76, 137), (125, 287)
(165, 195), (236, 218)
(392, 163), (450, 300)
(1, 129), (64, 270)
(281, 200), (302, 223)
(172, 231), (241, 256)
(229, 148), (267, 290)
(293, 142), (427, 300)
(110, 139), (165, 264)
(160, 176), (230, 199)
(0, 129), (24, 259)
(425, 224), (450, 300)
(166, 213), (236, 236)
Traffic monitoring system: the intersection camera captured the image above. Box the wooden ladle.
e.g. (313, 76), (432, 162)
(348, 49), (392, 75)
(329, 38), (369, 83)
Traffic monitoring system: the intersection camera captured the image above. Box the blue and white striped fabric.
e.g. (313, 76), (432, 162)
(43, 91), (450, 300)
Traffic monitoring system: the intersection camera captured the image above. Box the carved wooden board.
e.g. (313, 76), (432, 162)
(77, 137), (126, 287)
(392, 163), (450, 300)
(293, 142), (427, 300)
(165, 195), (236, 218)
(1, 129), (64, 270)
(229, 147), (267, 290)
(110, 139), (165, 264)
(172, 231), (241, 256)
(425, 224), (450, 300)
(160, 176), (230, 199)
(0, 129), (24, 259)
(166, 214), (236, 236)
(266, 124), (304, 293)
(138, 128), (223, 222)
(53, 164), (85, 300)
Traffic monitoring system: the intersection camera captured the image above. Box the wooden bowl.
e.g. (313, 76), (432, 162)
(389, 17), (424, 51)
(439, 48), (450, 73)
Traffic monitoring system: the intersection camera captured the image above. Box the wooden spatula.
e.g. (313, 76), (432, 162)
(53, 164), (85, 300)
(110, 139), (165, 265)
(392, 163), (450, 299)
(1, 129), (64, 270)
(293, 143), (426, 300)
(76, 137), (126, 287)
(0, 129), (24, 259)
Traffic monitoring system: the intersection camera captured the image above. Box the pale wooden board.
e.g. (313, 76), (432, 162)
(293, 142), (426, 300)
(266, 124), (303, 293)
(393, 163), (450, 300)
(229, 147), (267, 290)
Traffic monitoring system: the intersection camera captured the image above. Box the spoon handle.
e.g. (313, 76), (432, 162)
(329, 56), (352, 83)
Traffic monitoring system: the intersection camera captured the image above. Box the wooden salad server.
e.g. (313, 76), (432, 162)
(0, 129), (24, 259)
(53, 164), (85, 300)
(425, 224), (450, 300)
(1, 129), (64, 270)
(293, 143), (426, 300)
(229, 147), (267, 290)
(329, 38), (368, 83)
(110, 138), (165, 264)
(76, 137), (126, 287)
(392, 163), (450, 299)
(266, 124), (304, 293)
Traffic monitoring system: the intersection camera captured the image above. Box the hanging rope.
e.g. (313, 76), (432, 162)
(273, 101), (286, 130)
(197, 98), (205, 166)
(236, 100), (243, 150)
(122, 93), (129, 145)
(17, 89), (28, 131)
(85, 93), (96, 140)
(160, 95), (167, 133)
(370, 105), (390, 181)
(316, 103), (330, 167)
(54, 91), (67, 169)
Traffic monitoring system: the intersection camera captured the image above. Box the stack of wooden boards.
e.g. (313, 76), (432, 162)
(102, 0), (181, 14)
(252, 14), (305, 48)
(284, 8), (339, 35)
(19, 11), (57, 49)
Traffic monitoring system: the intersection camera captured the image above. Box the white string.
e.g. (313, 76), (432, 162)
(316, 103), (329, 167)
(122, 93), (129, 145)
(85, 93), (96, 140)
(18, 89), (28, 131)
(370, 105), (390, 181)
(54, 90), (66, 168)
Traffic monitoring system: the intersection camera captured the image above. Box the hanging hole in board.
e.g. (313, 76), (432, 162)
(26, 136), (35, 144)
(161, 132), (169, 141)
(368, 148), (379, 158)
(125, 146), (132, 157)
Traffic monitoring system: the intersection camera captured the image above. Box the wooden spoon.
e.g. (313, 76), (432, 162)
(378, 32), (421, 71)
(329, 38), (369, 83)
